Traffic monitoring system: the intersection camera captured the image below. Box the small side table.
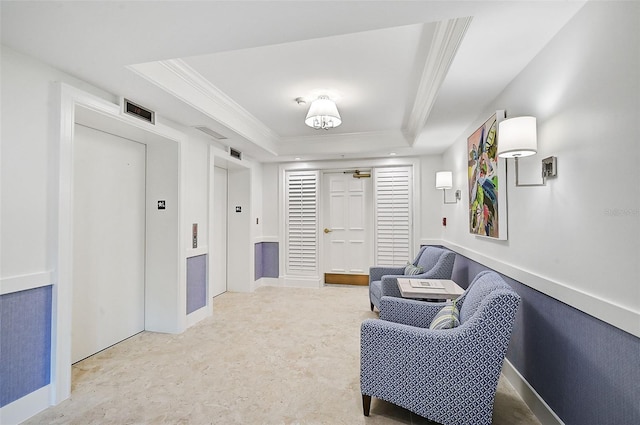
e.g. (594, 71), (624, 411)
(396, 278), (464, 301)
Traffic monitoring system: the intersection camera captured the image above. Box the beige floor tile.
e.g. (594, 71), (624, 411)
(24, 286), (540, 425)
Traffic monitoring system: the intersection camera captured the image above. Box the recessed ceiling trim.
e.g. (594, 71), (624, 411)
(278, 130), (412, 157)
(161, 59), (282, 144)
(280, 129), (408, 146)
(194, 125), (228, 140)
(405, 17), (473, 144)
(128, 59), (280, 156)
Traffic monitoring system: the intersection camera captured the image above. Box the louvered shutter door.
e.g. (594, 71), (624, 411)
(374, 167), (412, 266)
(285, 171), (319, 275)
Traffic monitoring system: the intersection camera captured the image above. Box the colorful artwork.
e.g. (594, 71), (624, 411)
(468, 111), (507, 239)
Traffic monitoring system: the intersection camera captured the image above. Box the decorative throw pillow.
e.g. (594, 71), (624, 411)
(429, 301), (460, 330)
(404, 262), (424, 276)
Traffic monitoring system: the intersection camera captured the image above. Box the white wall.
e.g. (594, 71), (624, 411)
(143, 133), (182, 332)
(1, 45), (224, 416)
(434, 2), (639, 332)
(418, 155), (447, 242)
(227, 167), (252, 291)
(1, 45), (216, 289)
(251, 161), (264, 241)
(0, 46), (115, 281)
(261, 163), (280, 239)
(183, 133), (210, 254)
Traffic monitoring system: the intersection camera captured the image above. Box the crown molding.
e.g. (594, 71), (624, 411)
(405, 17), (472, 144)
(160, 59), (283, 150)
(129, 59), (281, 156)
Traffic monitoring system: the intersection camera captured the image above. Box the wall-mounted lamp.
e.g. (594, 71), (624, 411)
(435, 171), (461, 204)
(497, 116), (557, 186)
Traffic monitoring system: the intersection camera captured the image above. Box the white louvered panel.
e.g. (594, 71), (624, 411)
(374, 167), (412, 267)
(285, 171), (319, 275)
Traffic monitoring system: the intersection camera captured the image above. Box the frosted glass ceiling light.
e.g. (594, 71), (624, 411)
(498, 116), (557, 187)
(305, 96), (342, 130)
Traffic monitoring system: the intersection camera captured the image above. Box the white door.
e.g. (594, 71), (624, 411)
(322, 171), (373, 284)
(72, 124), (146, 363)
(212, 166), (228, 297)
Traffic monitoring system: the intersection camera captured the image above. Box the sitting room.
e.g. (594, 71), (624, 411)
(1, 1), (638, 425)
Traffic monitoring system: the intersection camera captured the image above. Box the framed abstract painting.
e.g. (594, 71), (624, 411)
(467, 110), (507, 240)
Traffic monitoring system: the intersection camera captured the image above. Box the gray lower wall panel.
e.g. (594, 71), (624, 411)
(255, 242), (279, 280)
(447, 248), (640, 425)
(186, 254), (207, 314)
(0, 285), (52, 407)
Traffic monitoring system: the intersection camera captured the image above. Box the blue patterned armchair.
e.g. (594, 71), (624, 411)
(368, 246), (456, 311)
(360, 271), (521, 425)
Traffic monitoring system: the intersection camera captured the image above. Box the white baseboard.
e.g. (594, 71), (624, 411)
(186, 304), (211, 328)
(502, 359), (564, 425)
(281, 276), (322, 288)
(0, 385), (51, 425)
(255, 277), (279, 287)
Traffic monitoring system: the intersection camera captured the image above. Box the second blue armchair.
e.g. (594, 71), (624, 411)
(368, 246), (456, 311)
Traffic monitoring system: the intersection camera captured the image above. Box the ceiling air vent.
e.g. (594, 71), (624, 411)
(194, 126), (228, 140)
(123, 98), (155, 124)
(229, 148), (242, 161)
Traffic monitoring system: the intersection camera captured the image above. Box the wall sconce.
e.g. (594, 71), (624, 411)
(497, 116), (557, 186)
(435, 171), (461, 204)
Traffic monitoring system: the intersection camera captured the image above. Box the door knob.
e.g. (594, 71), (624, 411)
(324, 228), (332, 234)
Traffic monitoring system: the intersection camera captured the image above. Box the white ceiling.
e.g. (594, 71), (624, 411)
(1, 1), (586, 163)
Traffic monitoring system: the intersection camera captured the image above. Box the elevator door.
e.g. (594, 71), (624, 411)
(72, 124), (146, 363)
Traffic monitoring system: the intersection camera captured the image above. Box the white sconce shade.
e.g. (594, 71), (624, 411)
(435, 171), (453, 190)
(435, 171), (460, 203)
(305, 96), (342, 130)
(497, 114), (557, 187)
(498, 116), (537, 158)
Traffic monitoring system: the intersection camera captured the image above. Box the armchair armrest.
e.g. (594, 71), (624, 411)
(380, 275), (403, 298)
(379, 296), (444, 328)
(369, 266), (405, 283)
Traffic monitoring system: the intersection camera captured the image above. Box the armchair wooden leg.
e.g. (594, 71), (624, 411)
(362, 394), (371, 416)
(370, 302), (374, 311)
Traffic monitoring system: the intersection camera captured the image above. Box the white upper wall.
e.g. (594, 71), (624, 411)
(418, 155), (446, 241)
(0, 45), (216, 282)
(183, 133), (210, 253)
(0, 47), (115, 278)
(261, 163), (280, 239)
(437, 2), (639, 321)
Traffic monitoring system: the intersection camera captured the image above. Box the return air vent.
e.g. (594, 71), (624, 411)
(229, 148), (242, 160)
(123, 98), (155, 124)
(194, 126), (228, 140)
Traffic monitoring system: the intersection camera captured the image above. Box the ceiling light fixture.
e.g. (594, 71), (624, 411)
(304, 96), (342, 130)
